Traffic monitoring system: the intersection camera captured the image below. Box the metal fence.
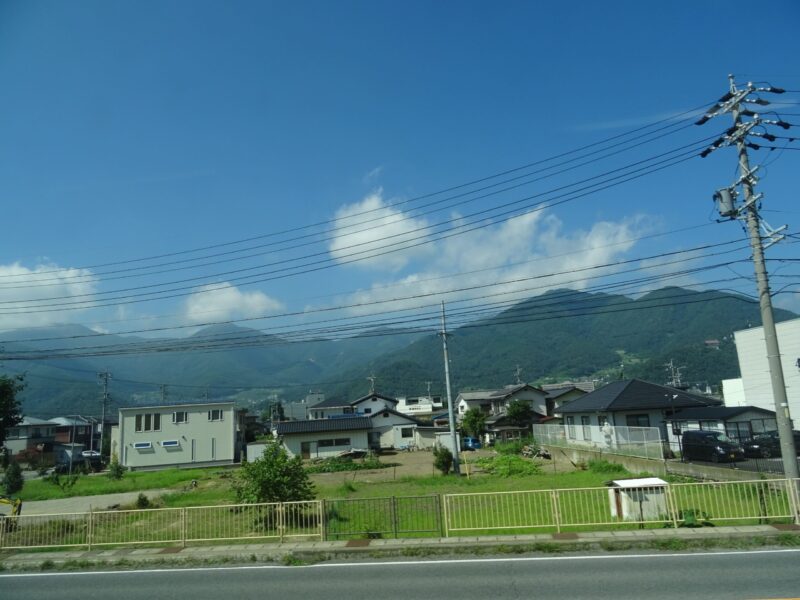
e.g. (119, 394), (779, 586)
(2, 480), (798, 549)
(442, 478), (799, 534)
(533, 423), (665, 460)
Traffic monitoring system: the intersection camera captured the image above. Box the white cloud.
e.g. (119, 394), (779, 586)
(328, 189), (434, 271)
(362, 166), (384, 184)
(0, 262), (97, 330)
(332, 212), (653, 315)
(183, 282), (283, 323)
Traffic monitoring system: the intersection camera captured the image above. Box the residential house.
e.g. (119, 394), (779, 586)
(457, 383), (549, 442)
(274, 417), (372, 459)
(395, 395), (444, 420)
(456, 383), (548, 419)
(275, 392), (424, 456)
(110, 401), (236, 470)
(723, 317), (800, 418)
(307, 392), (399, 419)
(665, 405), (778, 449)
(558, 378), (722, 441)
(542, 385), (589, 417)
(3, 416), (56, 457)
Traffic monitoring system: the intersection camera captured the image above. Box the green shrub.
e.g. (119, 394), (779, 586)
(476, 455), (541, 477)
(433, 445), (453, 475)
(587, 459), (628, 474)
(107, 453), (126, 480)
(135, 493), (151, 509)
(494, 436), (538, 456)
(2, 461), (23, 495)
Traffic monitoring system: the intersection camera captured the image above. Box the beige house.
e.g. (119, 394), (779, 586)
(110, 401), (236, 470)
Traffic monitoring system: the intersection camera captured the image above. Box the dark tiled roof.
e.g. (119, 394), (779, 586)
(459, 383), (544, 402)
(545, 386), (585, 400)
(275, 417), (373, 435)
(668, 406), (775, 421)
(310, 397), (352, 409)
(559, 379), (722, 414)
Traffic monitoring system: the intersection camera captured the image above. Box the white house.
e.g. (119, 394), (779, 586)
(274, 416), (372, 459)
(395, 395), (444, 419)
(726, 318), (800, 418)
(307, 392), (399, 419)
(110, 401), (236, 470)
(664, 405), (778, 449)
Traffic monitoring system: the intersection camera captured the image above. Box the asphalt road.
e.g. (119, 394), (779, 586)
(3, 549), (800, 600)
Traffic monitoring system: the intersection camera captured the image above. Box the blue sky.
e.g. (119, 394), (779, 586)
(0, 0), (798, 340)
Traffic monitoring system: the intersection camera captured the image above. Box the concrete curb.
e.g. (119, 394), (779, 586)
(2, 525), (799, 569)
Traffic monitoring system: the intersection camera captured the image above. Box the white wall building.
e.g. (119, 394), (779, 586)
(731, 318), (800, 419)
(111, 401), (236, 470)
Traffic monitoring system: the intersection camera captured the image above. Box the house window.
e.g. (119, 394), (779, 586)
(133, 441), (152, 450)
(566, 416), (576, 439)
(597, 416), (609, 428)
(625, 414), (650, 428)
(135, 413), (161, 432)
(343, 407), (354, 414)
(363, 408), (372, 414)
(160, 440), (179, 447)
(208, 409), (223, 422)
(699, 420), (716, 431)
(401, 427), (414, 438)
(334, 438), (350, 446)
(382, 413), (389, 418)
(581, 416), (591, 440)
(318, 438), (351, 448)
(173, 411), (188, 424)
(726, 422), (752, 442)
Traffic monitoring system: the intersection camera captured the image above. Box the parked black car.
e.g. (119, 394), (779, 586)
(681, 430), (745, 463)
(743, 430), (800, 458)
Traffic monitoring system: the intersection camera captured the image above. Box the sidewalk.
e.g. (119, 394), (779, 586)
(2, 525), (798, 569)
(21, 490), (175, 516)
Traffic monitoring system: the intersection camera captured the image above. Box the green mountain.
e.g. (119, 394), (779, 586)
(3, 286), (795, 417)
(319, 286), (797, 400)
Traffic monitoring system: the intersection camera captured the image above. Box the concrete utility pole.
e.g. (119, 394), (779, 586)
(697, 75), (798, 480)
(440, 301), (460, 474)
(98, 369), (111, 459)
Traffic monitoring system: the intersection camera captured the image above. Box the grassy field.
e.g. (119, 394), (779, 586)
(17, 467), (227, 501)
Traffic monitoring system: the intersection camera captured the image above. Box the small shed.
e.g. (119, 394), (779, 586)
(607, 477), (668, 522)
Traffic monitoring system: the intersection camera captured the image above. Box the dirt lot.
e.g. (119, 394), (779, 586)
(309, 446), (576, 488)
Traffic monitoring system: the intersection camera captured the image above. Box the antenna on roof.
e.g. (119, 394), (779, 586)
(367, 374), (376, 394)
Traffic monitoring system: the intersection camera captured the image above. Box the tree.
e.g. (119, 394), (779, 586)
(3, 460), (23, 495)
(0, 375), (24, 449)
(506, 399), (533, 427)
(232, 438), (314, 503)
(433, 445), (453, 475)
(461, 408), (486, 439)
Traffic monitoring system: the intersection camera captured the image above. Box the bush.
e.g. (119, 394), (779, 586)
(2, 461), (23, 495)
(476, 455), (541, 477)
(136, 493), (151, 509)
(107, 453), (126, 480)
(305, 453), (395, 474)
(433, 445), (453, 475)
(494, 436), (538, 456)
(587, 459), (628, 474)
(233, 438), (314, 503)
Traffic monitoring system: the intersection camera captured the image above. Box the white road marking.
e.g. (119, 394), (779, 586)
(2, 548), (800, 579)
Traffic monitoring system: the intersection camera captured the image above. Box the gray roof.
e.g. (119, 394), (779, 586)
(371, 407), (424, 425)
(459, 383), (543, 402)
(559, 379), (722, 414)
(544, 386), (586, 400)
(275, 417), (373, 435)
(20, 416), (54, 426)
(311, 392), (399, 410)
(668, 406), (775, 421)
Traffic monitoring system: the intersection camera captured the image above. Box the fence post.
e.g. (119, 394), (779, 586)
(435, 494), (445, 537)
(181, 507), (187, 548)
(665, 484), (679, 529)
(441, 494), (450, 538)
(550, 490), (561, 533)
(320, 500), (327, 541)
(279, 503), (285, 543)
(391, 496), (399, 539)
(786, 479), (800, 525)
(87, 508), (93, 550)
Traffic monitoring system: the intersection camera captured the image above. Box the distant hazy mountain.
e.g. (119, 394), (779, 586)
(3, 286), (795, 417)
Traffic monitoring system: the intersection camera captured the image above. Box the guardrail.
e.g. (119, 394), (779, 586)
(1, 480), (797, 549)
